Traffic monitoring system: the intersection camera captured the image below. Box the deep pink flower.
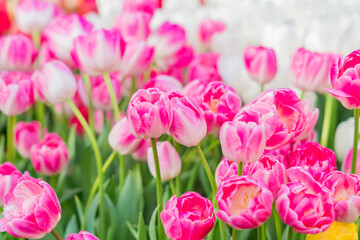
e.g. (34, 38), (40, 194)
(0, 175), (61, 239)
(186, 53), (221, 83)
(168, 91), (206, 147)
(113, 12), (151, 41)
(0, 71), (34, 116)
(127, 88), (172, 139)
(243, 46), (277, 85)
(215, 158), (238, 186)
(161, 192), (215, 240)
(201, 81), (242, 132)
(30, 133), (69, 176)
(15, 121), (42, 159)
(337, 49), (360, 78)
(290, 48), (338, 92)
(0, 34), (37, 72)
(323, 171), (360, 223)
(43, 14), (93, 66)
(216, 176), (273, 229)
(199, 19), (226, 46)
(72, 28), (125, 76)
(108, 117), (142, 155)
(288, 142), (337, 182)
(0, 162), (22, 206)
(122, 0), (160, 16)
(65, 231), (99, 240)
(145, 74), (183, 93)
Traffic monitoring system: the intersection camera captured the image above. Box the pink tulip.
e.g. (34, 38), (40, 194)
(78, 74), (121, 110)
(15, 121), (42, 158)
(161, 192), (215, 240)
(0, 71), (34, 116)
(167, 91), (206, 147)
(342, 147), (360, 175)
(294, 101), (318, 141)
(108, 117), (142, 155)
(65, 231), (99, 240)
(30, 133), (69, 176)
(144, 74), (183, 93)
(32, 60), (77, 104)
(215, 158), (238, 186)
(290, 48), (338, 92)
(38, 41), (57, 68)
(147, 141), (181, 181)
(201, 81), (242, 133)
(0, 175), (61, 239)
(275, 180), (334, 234)
(182, 79), (208, 106)
(337, 49), (360, 78)
(323, 171), (360, 223)
(43, 14), (93, 66)
(120, 39), (154, 77)
(186, 53), (221, 83)
(0, 34), (37, 72)
(220, 115), (266, 164)
(113, 12), (151, 41)
(288, 142), (337, 182)
(127, 88), (172, 139)
(243, 46), (277, 85)
(216, 176), (273, 229)
(0, 162), (22, 206)
(14, 0), (61, 34)
(199, 19), (226, 46)
(132, 139), (151, 161)
(122, 0), (160, 16)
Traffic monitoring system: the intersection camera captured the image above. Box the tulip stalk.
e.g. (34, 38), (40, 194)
(104, 72), (120, 121)
(352, 109), (359, 174)
(288, 227), (294, 240)
(119, 154), (125, 191)
(36, 102), (45, 138)
(273, 205), (282, 240)
(83, 74), (95, 133)
(51, 229), (63, 240)
(150, 138), (165, 240)
(67, 99), (105, 239)
(232, 229), (238, 240)
(238, 162), (243, 176)
(320, 93), (338, 148)
(195, 144), (217, 194)
(6, 116), (16, 162)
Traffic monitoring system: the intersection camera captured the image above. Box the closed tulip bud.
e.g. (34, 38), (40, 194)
(0, 175), (61, 239)
(0, 71), (34, 116)
(244, 46), (277, 85)
(127, 88), (172, 139)
(167, 91), (206, 147)
(161, 192), (215, 240)
(30, 133), (69, 176)
(65, 231), (99, 240)
(0, 35), (37, 72)
(0, 162), (22, 206)
(216, 176), (273, 229)
(147, 141), (181, 181)
(108, 117), (142, 155)
(15, 121), (42, 159)
(43, 14), (93, 66)
(14, 0), (61, 34)
(32, 60), (77, 104)
(113, 12), (151, 41)
(144, 75), (183, 93)
(72, 28), (125, 76)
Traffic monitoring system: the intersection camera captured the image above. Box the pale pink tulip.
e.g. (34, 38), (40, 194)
(0, 162), (22, 206)
(113, 12), (151, 41)
(144, 74), (183, 93)
(186, 53), (221, 83)
(14, 121), (42, 158)
(132, 139), (151, 161)
(182, 79), (208, 106)
(199, 19), (226, 46)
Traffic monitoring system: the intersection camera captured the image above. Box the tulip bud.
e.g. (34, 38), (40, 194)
(14, 121), (42, 159)
(147, 141), (181, 181)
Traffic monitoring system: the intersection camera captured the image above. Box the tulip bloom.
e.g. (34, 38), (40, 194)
(127, 88), (172, 139)
(72, 28), (125, 76)
(65, 231), (99, 240)
(108, 117), (142, 155)
(161, 192), (215, 240)
(186, 53), (221, 83)
(132, 139), (151, 161)
(215, 158), (238, 186)
(182, 79), (208, 106)
(199, 19), (226, 46)
(147, 141), (181, 181)
(0, 162), (22, 206)
(0, 71), (34, 116)
(216, 176), (273, 229)
(0, 176), (61, 239)
(32, 60), (77, 104)
(323, 171), (360, 223)
(30, 133), (69, 176)
(144, 75), (183, 93)
(0, 35), (37, 72)
(167, 91), (206, 147)
(113, 12), (151, 41)
(243, 46), (277, 85)
(14, 121), (42, 158)
(122, 0), (160, 16)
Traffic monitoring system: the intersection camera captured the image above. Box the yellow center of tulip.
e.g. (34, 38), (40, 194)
(210, 99), (220, 113)
(230, 185), (260, 215)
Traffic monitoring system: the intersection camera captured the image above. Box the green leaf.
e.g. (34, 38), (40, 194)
(59, 188), (82, 203)
(149, 206), (159, 240)
(74, 195), (85, 225)
(105, 194), (117, 240)
(64, 215), (79, 237)
(127, 222), (138, 239)
(138, 212), (147, 240)
(86, 194), (100, 233)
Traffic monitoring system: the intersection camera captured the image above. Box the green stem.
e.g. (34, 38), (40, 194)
(50, 175), (57, 190)
(7, 116), (16, 162)
(81, 150), (117, 230)
(238, 162), (243, 176)
(260, 84), (265, 93)
(36, 102), (45, 138)
(83, 74), (95, 134)
(176, 175), (181, 195)
(320, 93), (337, 148)
(103, 72), (120, 121)
(31, 31), (41, 48)
(195, 145), (217, 194)
(273, 205), (282, 240)
(51, 229), (63, 240)
(257, 227), (261, 240)
(261, 222), (266, 240)
(169, 179), (176, 196)
(67, 99), (105, 239)
(131, 76), (137, 95)
(232, 228), (238, 240)
(288, 227), (294, 240)
(151, 138), (164, 240)
(352, 109), (359, 174)
(119, 154), (125, 191)
(300, 90), (305, 100)
(219, 221), (227, 240)
(294, 232), (301, 240)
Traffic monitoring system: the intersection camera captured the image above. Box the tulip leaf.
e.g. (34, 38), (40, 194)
(86, 194), (100, 234)
(59, 188), (82, 203)
(138, 212), (147, 240)
(64, 215), (79, 237)
(105, 194), (117, 240)
(127, 222), (138, 239)
(149, 206), (159, 240)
